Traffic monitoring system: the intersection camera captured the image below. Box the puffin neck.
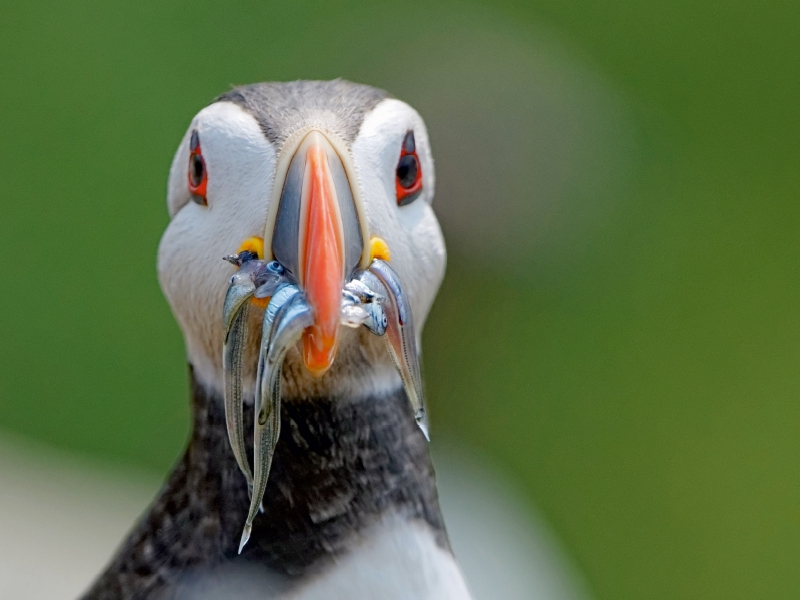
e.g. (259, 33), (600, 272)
(82, 367), (448, 598)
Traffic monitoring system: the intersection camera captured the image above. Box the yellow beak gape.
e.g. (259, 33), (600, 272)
(235, 237), (269, 308)
(369, 236), (391, 263)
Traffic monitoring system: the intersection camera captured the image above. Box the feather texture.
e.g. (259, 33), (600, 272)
(81, 369), (469, 599)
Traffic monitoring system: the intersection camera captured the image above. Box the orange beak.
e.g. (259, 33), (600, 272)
(300, 140), (344, 376)
(269, 131), (364, 377)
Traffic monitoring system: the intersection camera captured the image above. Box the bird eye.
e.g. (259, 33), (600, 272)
(188, 130), (208, 206)
(396, 130), (422, 206)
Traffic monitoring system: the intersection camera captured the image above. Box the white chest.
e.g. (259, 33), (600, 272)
(176, 514), (473, 600)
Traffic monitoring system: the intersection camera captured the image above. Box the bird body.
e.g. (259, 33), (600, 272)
(84, 375), (469, 599)
(82, 80), (471, 599)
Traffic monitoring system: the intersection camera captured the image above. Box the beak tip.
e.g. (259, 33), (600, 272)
(302, 327), (338, 377)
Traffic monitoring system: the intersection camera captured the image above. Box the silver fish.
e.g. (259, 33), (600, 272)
(222, 260), (263, 335)
(239, 288), (311, 552)
(362, 260), (429, 439)
(341, 279), (387, 335)
(222, 259), (267, 494)
(254, 260), (289, 299)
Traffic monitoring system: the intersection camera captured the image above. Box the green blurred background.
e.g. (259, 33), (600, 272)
(1, 0), (798, 598)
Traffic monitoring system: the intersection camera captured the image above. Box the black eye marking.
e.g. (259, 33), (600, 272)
(396, 130), (422, 206)
(187, 129), (208, 206)
(396, 155), (418, 189)
(190, 153), (204, 187)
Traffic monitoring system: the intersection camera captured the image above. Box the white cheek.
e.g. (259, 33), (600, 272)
(158, 205), (239, 390)
(353, 99), (447, 339)
(397, 202), (447, 331)
(159, 102), (277, 393)
(201, 104), (275, 216)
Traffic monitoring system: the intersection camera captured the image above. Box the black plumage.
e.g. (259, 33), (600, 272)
(82, 368), (448, 599)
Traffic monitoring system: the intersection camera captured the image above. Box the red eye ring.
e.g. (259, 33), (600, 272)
(188, 130), (208, 205)
(396, 130), (422, 206)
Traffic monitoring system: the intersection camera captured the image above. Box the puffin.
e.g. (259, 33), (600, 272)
(81, 79), (473, 600)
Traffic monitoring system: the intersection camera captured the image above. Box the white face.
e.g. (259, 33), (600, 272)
(158, 98), (446, 400)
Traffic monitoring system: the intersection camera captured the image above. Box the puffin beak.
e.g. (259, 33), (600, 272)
(270, 131), (364, 377)
(225, 135), (429, 552)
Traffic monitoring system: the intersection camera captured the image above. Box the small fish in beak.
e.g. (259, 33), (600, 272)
(222, 248), (292, 501)
(222, 130), (429, 550)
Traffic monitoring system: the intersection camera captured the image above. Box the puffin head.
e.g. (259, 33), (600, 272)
(158, 80), (445, 411)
